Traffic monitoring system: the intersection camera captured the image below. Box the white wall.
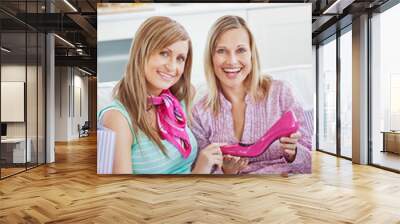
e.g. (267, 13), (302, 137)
(248, 4), (312, 69)
(55, 67), (68, 141)
(1, 65), (26, 139)
(1, 65), (26, 81)
(1, 63), (46, 163)
(1, 65), (36, 137)
(1, 82), (24, 123)
(1, 64), (25, 127)
(72, 74), (89, 138)
(54, 67), (89, 141)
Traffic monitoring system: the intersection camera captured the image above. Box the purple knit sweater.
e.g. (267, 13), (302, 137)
(191, 80), (312, 174)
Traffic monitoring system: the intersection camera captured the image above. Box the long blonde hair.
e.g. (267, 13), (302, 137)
(204, 15), (270, 114)
(113, 16), (193, 152)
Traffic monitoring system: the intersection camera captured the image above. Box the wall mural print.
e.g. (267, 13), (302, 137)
(97, 3), (314, 175)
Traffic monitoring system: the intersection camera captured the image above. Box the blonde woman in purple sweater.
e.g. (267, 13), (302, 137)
(191, 15), (312, 174)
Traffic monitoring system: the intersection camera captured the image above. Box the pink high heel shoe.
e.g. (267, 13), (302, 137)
(220, 110), (300, 157)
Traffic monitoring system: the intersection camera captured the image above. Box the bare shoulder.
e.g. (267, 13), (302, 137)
(102, 110), (133, 143)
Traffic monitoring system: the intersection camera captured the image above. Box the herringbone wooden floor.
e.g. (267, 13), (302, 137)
(0, 135), (399, 224)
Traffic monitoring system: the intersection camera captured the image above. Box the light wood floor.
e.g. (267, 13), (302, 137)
(1, 163), (45, 178)
(0, 135), (400, 223)
(0, 167), (26, 177)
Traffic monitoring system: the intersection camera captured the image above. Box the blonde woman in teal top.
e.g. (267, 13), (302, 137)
(99, 16), (224, 174)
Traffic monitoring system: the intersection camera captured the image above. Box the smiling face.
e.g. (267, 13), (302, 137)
(144, 40), (189, 96)
(212, 28), (252, 89)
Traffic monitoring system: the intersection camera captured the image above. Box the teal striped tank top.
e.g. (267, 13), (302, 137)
(98, 100), (198, 174)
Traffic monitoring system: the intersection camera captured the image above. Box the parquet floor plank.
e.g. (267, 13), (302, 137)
(0, 134), (399, 223)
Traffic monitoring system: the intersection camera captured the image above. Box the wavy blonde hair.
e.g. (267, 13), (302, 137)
(113, 16), (193, 152)
(204, 15), (271, 114)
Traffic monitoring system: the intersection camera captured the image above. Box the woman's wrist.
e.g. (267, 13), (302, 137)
(191, 166), (202, 174)
(284, 146), (297, 163)
(191, 163), (203, 174)
(222, 166), (239, 174)
(191, 160), (211, 174)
